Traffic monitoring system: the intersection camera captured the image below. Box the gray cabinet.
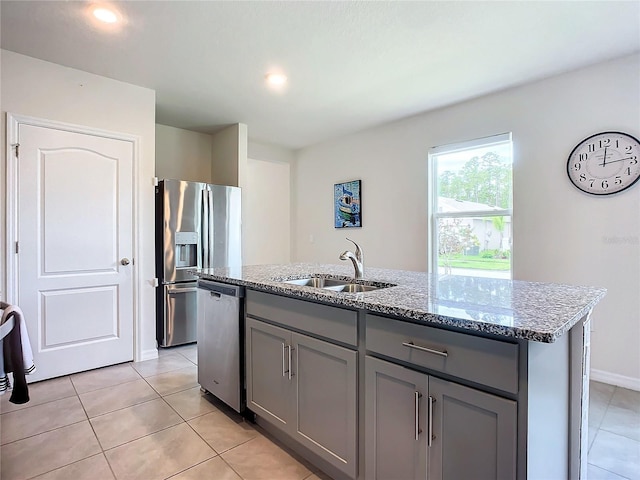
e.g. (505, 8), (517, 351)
(365, 355), (429, 480)
(428, 376), (516, 480)
(365, 355), (517, 480)
(246, 316), (358, 478)
(246, 318), (292, 429)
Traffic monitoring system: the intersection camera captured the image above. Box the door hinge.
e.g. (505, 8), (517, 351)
(15, 241), (19, 254)
(12, 143), (20, 158)
(153, 176), (159, 186)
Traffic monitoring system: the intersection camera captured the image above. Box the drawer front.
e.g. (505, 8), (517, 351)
(366, 314), (519, 394)
(246, 290), (358, 347)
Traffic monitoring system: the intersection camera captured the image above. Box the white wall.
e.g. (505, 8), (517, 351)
(293, 54), (640, 389)
(246, 141), (295, 265)
(156, 124), (213, 182)
(244, 157), (291, 265)
(211, 124), (247, 187)
(0, 50), (158, 361)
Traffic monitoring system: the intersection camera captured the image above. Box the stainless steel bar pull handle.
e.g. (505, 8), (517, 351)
(414, 391), (422, 441)
(282, 343), (287, 377)
(402, 341), (448, 358)
(200, 189), (208, 269)
(207, 189), (214, 268)
(288, 347), (294, 380)
(428, 396), (435, 447)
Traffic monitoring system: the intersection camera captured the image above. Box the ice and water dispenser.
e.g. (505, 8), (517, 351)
(174, 231), (198, 269)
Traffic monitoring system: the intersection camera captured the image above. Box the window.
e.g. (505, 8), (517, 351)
(428, 133), (513, 279)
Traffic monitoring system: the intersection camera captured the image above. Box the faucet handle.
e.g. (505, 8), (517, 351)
(345, 237), (363, 261)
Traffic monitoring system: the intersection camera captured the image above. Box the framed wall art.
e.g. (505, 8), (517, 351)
(334, 180), (361, 228)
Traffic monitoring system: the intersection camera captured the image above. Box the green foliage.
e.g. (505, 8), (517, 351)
(437, 254), (510, 271)
(495, 249), (510, 259)
(438, 151), (512, 208)
(438, 219), (480, 274)
(480, 249), (510, 259)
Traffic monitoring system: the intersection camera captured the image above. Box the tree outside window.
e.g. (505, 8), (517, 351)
(428, 133), (513, 279)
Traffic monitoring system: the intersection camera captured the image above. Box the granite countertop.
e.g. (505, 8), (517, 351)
(193, 263), (606, 343)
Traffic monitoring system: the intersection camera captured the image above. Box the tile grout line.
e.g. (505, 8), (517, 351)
(587, 461), (633, 480)
(598, 424), (640, 444)
(70, 368), (120, 480)
(1, 417), (88, 448)
(0, 386), (76, 415)
(181, 418), (252, 480)
(18, 376), (109, 480)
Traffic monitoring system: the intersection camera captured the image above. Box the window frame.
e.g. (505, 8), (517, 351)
(427, 132), (513, 278)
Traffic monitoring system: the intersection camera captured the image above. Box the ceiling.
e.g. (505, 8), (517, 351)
(1, 1), (639, 150)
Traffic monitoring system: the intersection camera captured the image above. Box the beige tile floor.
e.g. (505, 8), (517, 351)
(1, 345), (638, 480)
(588, 381), (640, 479)
(0, 345), (326, 480)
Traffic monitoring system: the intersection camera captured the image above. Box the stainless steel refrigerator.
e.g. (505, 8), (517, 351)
(155, 179), (242, 347)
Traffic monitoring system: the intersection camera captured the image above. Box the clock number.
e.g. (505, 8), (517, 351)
(587, 143), (596, 153)
(630, 156), (638, 164)
(589, 178), (595, 187)
(599, 139), (610, 148)
(627, 167), (633, 176)
(579, 153), (588, 161)
(626, 146), (633, 153)
(579, 173), (586, 182)
(615, 176), (623, 185)
(574, 163), (581, 171)
(601, 180), (609, 189)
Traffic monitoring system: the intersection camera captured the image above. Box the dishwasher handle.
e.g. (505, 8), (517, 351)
(197, 279), (244, 297)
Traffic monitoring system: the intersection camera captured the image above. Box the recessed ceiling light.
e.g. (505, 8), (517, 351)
(265, 73), (287, 87)
(92, 6), (119, 24)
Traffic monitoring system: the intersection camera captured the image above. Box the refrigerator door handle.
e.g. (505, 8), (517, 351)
(207, 188), (214, 268)
(201, 188), (209, 269)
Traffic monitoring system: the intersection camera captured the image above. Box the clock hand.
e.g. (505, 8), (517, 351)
(601, 147), (608, 167)
(598, 156), (636, 166)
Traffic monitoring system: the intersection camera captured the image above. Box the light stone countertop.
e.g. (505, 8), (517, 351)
(194, 263), (606, 343)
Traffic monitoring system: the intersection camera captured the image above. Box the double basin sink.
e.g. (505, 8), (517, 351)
(282, 276), (395, 293)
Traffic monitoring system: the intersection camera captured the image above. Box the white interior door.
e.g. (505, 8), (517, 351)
(16, 123), (134, 381)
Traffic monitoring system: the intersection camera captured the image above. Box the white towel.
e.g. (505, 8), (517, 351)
(0, 303), (36, 394)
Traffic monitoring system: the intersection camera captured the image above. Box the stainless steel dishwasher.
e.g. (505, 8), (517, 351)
(196, 279), (245, 413)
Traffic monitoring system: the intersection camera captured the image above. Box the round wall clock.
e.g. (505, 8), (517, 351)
(567, 131), (640, 195)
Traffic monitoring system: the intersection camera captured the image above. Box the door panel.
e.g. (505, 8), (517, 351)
(429, 376), (517, 480)
(365, 355), (429, 480)
(245, 317), (292, 427)
(41, 149), (118, 274)
(293, 332), (357, 478)
(163, 283), (198, 346)
(41, 286), (118, 347)
(17, 123), (134, 381)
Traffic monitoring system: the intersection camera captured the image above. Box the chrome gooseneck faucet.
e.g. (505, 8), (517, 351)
(339, 237), (364, 280)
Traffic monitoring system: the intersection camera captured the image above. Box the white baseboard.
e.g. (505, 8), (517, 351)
(138, 348), (159, 362)
(591, 368), (640, 391)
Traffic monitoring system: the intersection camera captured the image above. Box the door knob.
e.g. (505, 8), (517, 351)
(121, 258), (131, 266)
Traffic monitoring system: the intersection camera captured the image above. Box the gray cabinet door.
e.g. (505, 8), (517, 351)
(292, 332), (358, 479)
(245, 317), (292, 429)
(365, 355), (429, 480)
(428, 376), (517, 480)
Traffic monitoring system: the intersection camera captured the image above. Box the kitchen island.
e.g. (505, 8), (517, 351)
(195, 264), (606, 480)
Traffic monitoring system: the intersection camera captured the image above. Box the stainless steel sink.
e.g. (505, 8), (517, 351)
(281, 276), (395, 293)
(324, 283), (380, 293)
(283, 277), (349, 288)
